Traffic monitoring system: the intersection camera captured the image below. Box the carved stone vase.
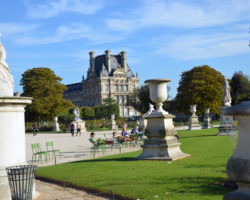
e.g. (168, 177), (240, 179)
(137, 79), (189, 160)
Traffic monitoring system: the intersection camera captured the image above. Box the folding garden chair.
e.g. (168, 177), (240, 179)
(31, 143), (49, 163)
(46, 141), (62, 160)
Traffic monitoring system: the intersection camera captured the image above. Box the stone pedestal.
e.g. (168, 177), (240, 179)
(137, 112), (190, 160)
(0, 97), (39, 200)
(137, 78), (189, 161)
(189, 115), (201, 130)
(223, 101), (250, 200)
(78, 120), (87, 134)
(218, 106), (235, 136)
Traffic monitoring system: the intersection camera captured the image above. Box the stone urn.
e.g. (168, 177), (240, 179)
(137, 79), (189, 160)
(189, 104), (201, 130)
(223, 101), (250, 200)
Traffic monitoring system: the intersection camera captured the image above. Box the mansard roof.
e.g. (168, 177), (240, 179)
(93, 54), (134, 77)
(64, 82), (82, 95)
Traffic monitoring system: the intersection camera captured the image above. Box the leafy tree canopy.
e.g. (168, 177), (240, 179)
(102, 98), (120, 119)
(175, 65), (224, 115)
(20, 67), (74, 122)
(81, 107), (95, 120)
(230, 71), (250, 105)
(129, 85), (152, 114)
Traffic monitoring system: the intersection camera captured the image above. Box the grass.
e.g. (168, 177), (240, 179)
(36, 128), (236, 200)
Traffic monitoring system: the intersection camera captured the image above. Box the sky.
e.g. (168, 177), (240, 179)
(0, 0), (249, 98)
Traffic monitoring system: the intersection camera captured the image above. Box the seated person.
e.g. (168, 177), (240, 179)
(112, 132), (118, 142)
(89, 132), (97, 144)
(122, 128), (129, 137)
(131, 126), (140, 135)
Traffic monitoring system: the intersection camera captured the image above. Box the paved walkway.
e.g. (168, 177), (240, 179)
(26, 130), (140, 166)
(35, 180), (108, 200)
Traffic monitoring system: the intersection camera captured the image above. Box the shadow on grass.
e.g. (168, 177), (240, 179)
(68, 156), (138, 164)
(179, 134), (217, 140)
(155, 176), (234, 196)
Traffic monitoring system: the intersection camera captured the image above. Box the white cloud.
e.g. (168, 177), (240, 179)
(155, 31), (250, 60)
(106, 0), (250, 32)
(27, 0), (104, 19)
(0, 23), (37, 35)
(14, 23), (124, 45)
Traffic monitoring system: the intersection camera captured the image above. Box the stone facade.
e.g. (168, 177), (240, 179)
(63, 83), (83, 107)
(64, 50), (139, 118)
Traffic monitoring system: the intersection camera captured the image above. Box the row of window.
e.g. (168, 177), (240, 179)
(120, 108), (137, 117)
(114, 95), (128, 106)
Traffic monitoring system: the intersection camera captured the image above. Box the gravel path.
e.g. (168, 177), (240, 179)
(35, 180), (108, 200)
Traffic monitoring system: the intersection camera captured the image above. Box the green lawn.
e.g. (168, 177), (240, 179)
(36, 128), (236, 200)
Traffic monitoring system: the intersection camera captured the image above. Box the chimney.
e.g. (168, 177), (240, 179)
(105, 49), (111, 72)
(89, 51), (95, 72)
(121, 50), (127, 72)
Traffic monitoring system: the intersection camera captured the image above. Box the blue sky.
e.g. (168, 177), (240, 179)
(0, 0), (249, 98)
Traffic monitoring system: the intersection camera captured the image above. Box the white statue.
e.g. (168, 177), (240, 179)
(222, 76), (231, 106)
(73, 108), (80, 122)
(0, 40), (14, 97)
(143, 103), (155, 118)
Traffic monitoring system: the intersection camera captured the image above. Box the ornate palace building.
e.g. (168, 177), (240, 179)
(63, 50), (140, 117)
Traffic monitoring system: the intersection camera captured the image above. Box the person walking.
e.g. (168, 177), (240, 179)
(76, 123), (81, 136)
(70, 121), (75, 137)
(32, 123), (37, 136)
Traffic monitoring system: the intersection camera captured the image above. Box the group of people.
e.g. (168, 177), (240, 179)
(89, 125), (144, 145)
(70, 121), (82, 137)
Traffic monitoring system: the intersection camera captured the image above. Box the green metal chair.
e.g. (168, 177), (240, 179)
(31, 143), (49, 163)
(46, 141), (62, 160)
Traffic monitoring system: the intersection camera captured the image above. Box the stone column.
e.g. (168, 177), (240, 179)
(0, 97), (38, 200)
(188, 104), (201, 130)
(223, 101), (250, 200)
(137, 79), (189, 161)
(203, 107), (212, 129)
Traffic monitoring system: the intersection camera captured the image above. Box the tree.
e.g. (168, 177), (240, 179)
(230, 71), (250, 105)
(129, 85), (171, 114)
(102, 98), (120, 119)
(129, 85), (151, 114)
(81, 107), (95, 119)
(94, 105), (106, 119)
(20, 67), (73, 122)
(175, 65), (224, 115)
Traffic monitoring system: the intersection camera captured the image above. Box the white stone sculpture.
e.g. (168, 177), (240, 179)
(0, 41), (14, 97)
(139, 103), (155, 129)
(137, 79), (189, 161)
(203, 107), (211, 129)
(189, 104), (201, 130)
(223, 101), (250, 200)
(53, 116), (60, 131)
(73, 108), (80, 122)
(223, 76), (231, 107)
(218, 76), (234, 135)
(110, 114), (116, 130)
